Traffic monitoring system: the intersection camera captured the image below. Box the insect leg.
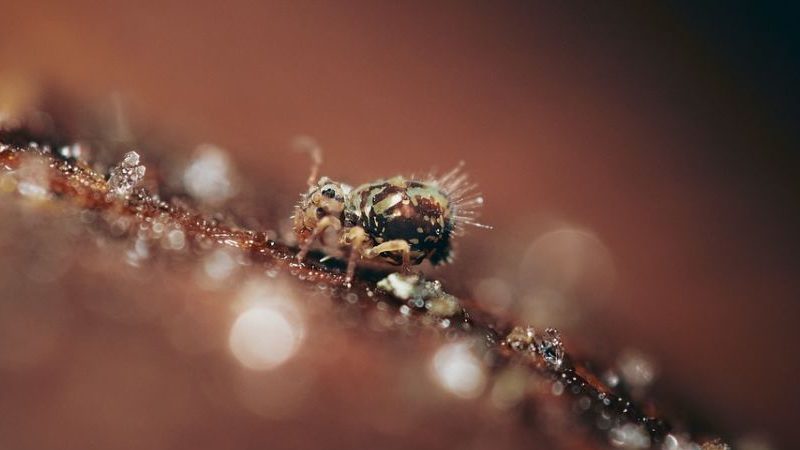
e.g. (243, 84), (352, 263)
(363, 239), (412, 271)
(296, 215), (342, 262)
(341, 226), (369, 283)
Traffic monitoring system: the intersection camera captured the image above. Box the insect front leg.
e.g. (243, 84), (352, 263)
(339, 226), (370, 284)
(296, 215), (342, 262)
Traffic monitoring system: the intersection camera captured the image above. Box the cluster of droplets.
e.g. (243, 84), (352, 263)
(606, 431), (731, 450)
(57, 142), (88, 161)
(606, 424), (733, 449)
(608, 423), (651, 449)
(107, 151), (146, 198)
(505, 325), (565, 369)
(377, 273), (463, 319)
(124, 217), (190, 267)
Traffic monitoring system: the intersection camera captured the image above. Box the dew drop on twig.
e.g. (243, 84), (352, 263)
(505, 325), (536, 353)
(108, 151), (146, 198)
(609, 423), (650, 449)
(535, 327), (565, 369)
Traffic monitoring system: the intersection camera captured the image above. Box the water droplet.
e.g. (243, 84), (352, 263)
(432, 342), (486, 399)
(203, 248), (236, 281)
(535, 327), (565, 369)
(426, 294), (460, 317)
(229, 306), (302, 371)
(699, 439), (732, 450)
(505, 325), (536, 353)
(377, 272), (419, 299)
(663, 433), (701, 450)
(16, 156), (49, 200)
(609, 423), (650, 449)
(603, 369), (621, 388)
(125, 237), (150, 266)
(183, 144), (237, 205)
(108, 151), (146, 198)
(618, 349), (657, 389)
(57, 142), (88, 160)
(164, 229), (186, 250)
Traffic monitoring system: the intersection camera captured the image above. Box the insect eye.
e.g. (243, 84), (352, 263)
(315, 207), (327, 218)
(321, 188), (336, 198)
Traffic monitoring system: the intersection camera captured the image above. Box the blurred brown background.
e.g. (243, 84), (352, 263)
(1, 1), (799, 449)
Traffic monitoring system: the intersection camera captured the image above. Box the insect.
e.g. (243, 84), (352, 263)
(292, 142), (490, 283)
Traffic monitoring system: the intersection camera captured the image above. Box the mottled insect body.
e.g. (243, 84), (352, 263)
(293, 149), (488, 283)
(347, 176), (453, 266)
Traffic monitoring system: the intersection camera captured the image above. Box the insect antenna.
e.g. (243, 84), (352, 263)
(292, 136), (323, 187)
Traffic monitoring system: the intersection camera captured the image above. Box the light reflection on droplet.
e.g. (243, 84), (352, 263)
(125, 237), (150, 267)
(431, 341), (486, 399)
(609, 423), (651, 448)
(228, 280), (305, 371)
(183, 144), (238, 205)
(520, 227), (616, 297)
(662, 433), (701, 450)
(617, 349), (657, 390)
(603, 369), (621, 388)
(164, 228), (186, 250)
(203, 248), (236, 281)
(58, 142), (88, 160)
(229, 306), (302, 371)
(16, 156), (49, 200)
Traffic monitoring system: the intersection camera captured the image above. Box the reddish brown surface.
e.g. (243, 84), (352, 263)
(1, 2), (798, 448)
